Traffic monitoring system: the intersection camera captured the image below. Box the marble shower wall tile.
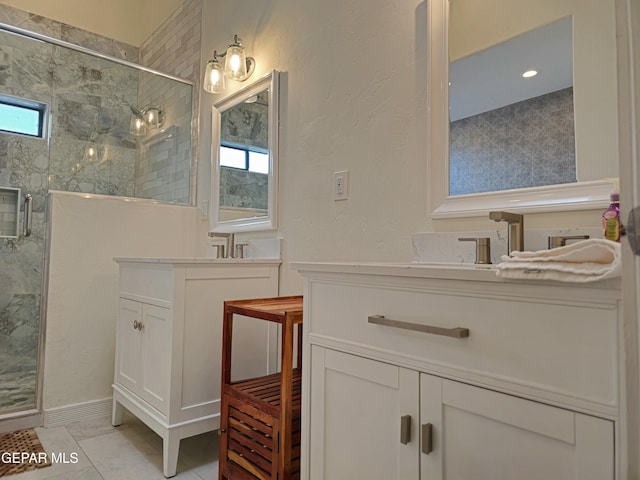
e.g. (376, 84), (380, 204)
(0, 10), (61, 40)
(138, 0), (202, 205)
(0, 31), (55, 98)
(219, 168), (268, 210)
(61, 24), (138, 62)
(134, 70), (192, 204)
(0, 294), (38, 410)
(0, 24), (140, 199)
(0, 294), (39, 351)
(0, 3), (138, 63)
(0, 1), (196, 206)
(47, 44), (138, 196)
(450, 87), (577, 195)
(220, 100), (269, 150)
(139, 0), (201, 82)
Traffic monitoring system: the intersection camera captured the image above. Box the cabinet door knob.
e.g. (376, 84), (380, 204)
(421, 423), (433, 455)
(400, 415), (412, 445)
(133, 320), (139, 330)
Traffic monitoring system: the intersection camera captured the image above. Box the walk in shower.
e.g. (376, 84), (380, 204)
(0, 25), (193, 419)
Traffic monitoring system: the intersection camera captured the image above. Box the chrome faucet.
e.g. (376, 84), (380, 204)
(489, 211), (524, 255)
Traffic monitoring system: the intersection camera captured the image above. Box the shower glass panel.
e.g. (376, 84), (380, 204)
(0, 27), (193, 416)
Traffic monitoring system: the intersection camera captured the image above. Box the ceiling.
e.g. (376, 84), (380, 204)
(449, 16), (573, 122)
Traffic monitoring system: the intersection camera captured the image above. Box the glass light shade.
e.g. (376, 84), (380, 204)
(144, 107), (164, 129)
(129, 114), (147, 136)
(203, 59), (225, 93)
(84, 142), (98, 162)
(145, 108), (158, 128)
(224, 44), (248, 81)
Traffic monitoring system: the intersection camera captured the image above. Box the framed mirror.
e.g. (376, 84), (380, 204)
(428, 0), (617, 218)
(210, 70), (280, 232)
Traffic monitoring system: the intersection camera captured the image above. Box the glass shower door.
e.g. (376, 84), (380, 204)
(0, 29), (52, 415)
(0, 22), (193, 419)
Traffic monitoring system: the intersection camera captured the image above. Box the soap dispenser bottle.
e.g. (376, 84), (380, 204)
(603, 192), (622, 242)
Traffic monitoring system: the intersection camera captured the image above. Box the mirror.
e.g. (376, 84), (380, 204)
(450, 17), (575, 195)
(210, 71), (280, 232)
(428, 0), (618, 218)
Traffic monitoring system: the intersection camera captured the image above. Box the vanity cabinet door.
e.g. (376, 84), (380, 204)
(137, 302), (171, 414)
(114, 298), (171, 415)
(308, 346), (420, 480)
(115, 298), (143, 394)
(420, 375), (614, 480)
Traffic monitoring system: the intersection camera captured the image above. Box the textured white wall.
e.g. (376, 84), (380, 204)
(199, 0), (432, 294)
(198, 0), (607, 295)
(43, 192), (199, 410)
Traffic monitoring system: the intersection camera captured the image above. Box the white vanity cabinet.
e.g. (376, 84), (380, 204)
(295, 263), (623, 480)
(112, 258), (281, 478)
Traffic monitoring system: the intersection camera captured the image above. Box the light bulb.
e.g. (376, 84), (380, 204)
(143, 107), (164, 129)
(84, 142), (98, 162)
(204, 58), (225, 93)
(129, 114), (147, 136)
(229, 53), (242, 73)
(224, 43), (248, 81)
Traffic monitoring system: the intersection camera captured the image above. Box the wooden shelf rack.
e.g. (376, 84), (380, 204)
(219, 296), (303, 480)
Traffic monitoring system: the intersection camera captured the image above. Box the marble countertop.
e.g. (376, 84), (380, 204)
(292, 261), (621, 289)
(293, 261), (500, 282)
(114, 257), (282, 265)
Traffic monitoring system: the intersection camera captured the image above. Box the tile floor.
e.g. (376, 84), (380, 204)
(7, 412), (219, 479)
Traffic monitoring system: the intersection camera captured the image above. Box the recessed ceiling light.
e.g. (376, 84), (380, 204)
(522, 70), (538, 78)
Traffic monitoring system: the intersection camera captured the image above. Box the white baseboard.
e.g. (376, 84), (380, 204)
(0, 410), (42, 434)
(43, 397), (112, 428)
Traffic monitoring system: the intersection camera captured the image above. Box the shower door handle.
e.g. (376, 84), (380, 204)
(24, 194), (33, 237)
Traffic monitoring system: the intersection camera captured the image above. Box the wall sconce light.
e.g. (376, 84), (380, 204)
(129, 113), (147, 136)
(129, 105), (164, 136)
(83, 142), (98, 162)
(203, 34), (256, 94)
(83, 132), (100, 164)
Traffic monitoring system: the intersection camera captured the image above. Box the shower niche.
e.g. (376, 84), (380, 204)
(0, 187), (20, 238)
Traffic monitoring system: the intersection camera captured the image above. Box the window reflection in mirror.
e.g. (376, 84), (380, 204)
(447, 0), (618, 197)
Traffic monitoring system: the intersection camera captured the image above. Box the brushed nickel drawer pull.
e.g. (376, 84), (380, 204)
(368, 315), (469, 338)
(400, 415), (412, 445)
(421, 423), (433, 454)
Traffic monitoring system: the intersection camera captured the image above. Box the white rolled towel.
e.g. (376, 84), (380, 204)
(496, 238), (621, 283)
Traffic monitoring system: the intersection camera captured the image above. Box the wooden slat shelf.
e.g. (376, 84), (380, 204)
(219, 296), (303, 480)
(226, 368), (302, 418)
